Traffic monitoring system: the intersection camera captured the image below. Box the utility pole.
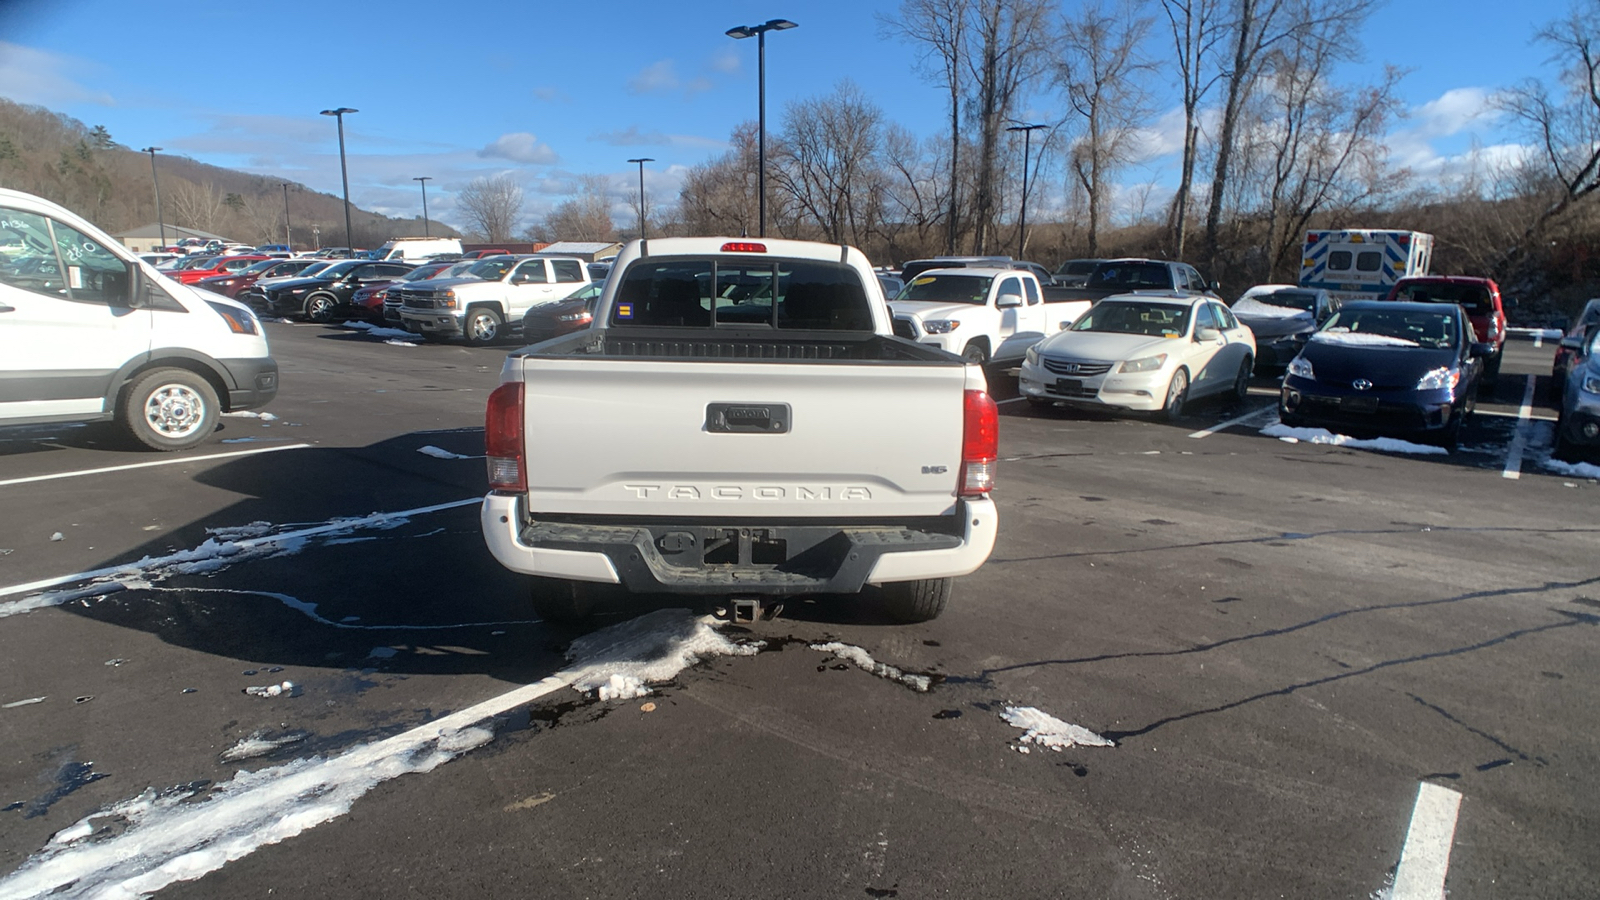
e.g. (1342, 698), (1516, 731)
(1006, 124), (1047, 260)
(140, 147), (166, 250)
(319, 107), (359, 249)
(725, 18), (798, 237)
(626, 158), (654, 238)
(280, 182), (293, 250)
(413, 176), (432, 237)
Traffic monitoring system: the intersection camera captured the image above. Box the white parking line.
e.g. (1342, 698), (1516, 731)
(997, 396), (1029, 405)
(0, 443), (311, 489)
(1500, 375), (1536, 480)
(1188, 404), (1278, 439)
(1391, 781), (1463, 899)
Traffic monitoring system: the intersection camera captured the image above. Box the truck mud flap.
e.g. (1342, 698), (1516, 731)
(519, 520), (962, 596)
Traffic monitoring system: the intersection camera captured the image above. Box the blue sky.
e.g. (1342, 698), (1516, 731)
(0, 0), (1576, 232)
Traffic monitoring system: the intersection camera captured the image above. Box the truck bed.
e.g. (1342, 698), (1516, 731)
(511, 327), (961, 364)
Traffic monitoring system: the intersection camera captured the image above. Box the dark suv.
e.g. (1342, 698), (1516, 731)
(261, 260), (416, 322)
(1384, 276), (1507, 385)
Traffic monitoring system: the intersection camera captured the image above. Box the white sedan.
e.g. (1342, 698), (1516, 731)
(1019, 294), (1256, 419)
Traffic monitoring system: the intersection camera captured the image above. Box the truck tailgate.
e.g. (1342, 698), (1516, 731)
(513, 356), (970, 518)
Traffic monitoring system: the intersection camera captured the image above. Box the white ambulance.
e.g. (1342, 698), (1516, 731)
(1298, 229), (1433, 304)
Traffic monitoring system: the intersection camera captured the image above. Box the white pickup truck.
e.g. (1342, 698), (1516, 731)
(480, 237), (999, 624)
(889, 267), (1092, 364)
(397, 254), (589, 344)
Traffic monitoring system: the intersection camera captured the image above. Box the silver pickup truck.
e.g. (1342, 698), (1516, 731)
(479, 237), (999, 624)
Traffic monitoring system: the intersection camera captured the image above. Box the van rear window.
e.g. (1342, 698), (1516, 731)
(610, 258), (873, 330)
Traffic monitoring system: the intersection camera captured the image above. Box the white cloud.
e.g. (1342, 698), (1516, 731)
(629, 59), (682, 94)
(590, 125), (728, 150)
(1410, 87), (1498, 139)
(0, 41), (113, 107)
(477, 132), (559, 166)
(708, 48), (742, 74)
(532, 86), (567, 103)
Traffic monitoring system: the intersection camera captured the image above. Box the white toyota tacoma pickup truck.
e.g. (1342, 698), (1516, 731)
(480, 237), (999, 623)
(397, 254), (590, 344)
(889, 267), (1093, 365)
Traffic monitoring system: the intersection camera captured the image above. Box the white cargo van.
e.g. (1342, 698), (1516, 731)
(0, 188), (279, 450)
(376, 237), (463, 262)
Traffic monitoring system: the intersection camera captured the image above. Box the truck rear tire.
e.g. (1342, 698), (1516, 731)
(529, 577), (597, 625)
(879, 577), (951, 623)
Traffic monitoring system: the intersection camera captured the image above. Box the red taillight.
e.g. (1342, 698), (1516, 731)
(721, 241), (767, 253)
(959, 389), (998, 497)
(485, 382), (526, 492)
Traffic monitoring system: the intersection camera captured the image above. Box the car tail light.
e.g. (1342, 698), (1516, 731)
(721, 242), (767, 253)
(959, 389), (998, 497)
(485, 382), (526, 492)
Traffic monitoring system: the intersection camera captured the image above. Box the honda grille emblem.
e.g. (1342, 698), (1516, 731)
(1063, 363), (1080, 373)
(1352, 379), (1372, 391)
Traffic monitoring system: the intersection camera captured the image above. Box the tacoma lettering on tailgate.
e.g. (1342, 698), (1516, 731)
(622, 484), (873, 500)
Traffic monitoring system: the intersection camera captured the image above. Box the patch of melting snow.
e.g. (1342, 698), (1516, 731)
(384, 339), (419, 347)
(340, 321), (418, 341)
(808, 642), (932, 692)
(3, 697), (47, 709)
(1539, 455), (1600, 480)
(221, 411), (278, 421)
(0, 610), (746, 900)
(1001, 706), (1115, 751)
(243, 681), (298, 699)
(1260, 423), (1447, 456)
(417, 445), (480, 460)
(220, 731), (309, 763)
(204, 521), (275, 541)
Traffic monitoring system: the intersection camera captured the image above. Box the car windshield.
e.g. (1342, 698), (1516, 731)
(1057, 260), (1099, 276)
(318, 261), (363, 278)
(565, 282), (602, 301)
(1087, 262), (1169, 289)
(895, 274), (993, 305)
(399, 266), (443, 282)
(1070, 300), (1191, 337)
(1318, 309), (1458, 349)
(1246, 289), (1317, 311)
(239, 260), (279, 275)
(1392, 282), (1492, 313)
(469, 259), (516, 280)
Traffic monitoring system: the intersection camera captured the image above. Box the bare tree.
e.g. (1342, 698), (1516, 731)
(883, 0), (970, 254)
(677, 124), (761, 237)
(1158, 0), (1226, 256)
(1496, 3), (1600, 251)
(965, 0), (1053, 254)
(879, 126), (958, 261)
(1055, 0), (1153, 256)
(530, 175), (618, 242)
(456, 174), (524, 242)
(773, 81), (887, 246)
(170, 180), (226, 233)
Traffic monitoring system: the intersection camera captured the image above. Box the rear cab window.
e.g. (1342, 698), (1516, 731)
(610, 257), (874, 331)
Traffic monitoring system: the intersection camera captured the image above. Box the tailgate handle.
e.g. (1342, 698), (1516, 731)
(707, 402), (790, 434)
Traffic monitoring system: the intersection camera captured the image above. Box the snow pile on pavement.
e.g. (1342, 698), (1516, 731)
(339, 321), (417, 341)
(1310, 330), (1419, 348)
(0, 609), (750, 900)
(243, 681), (297, 698)
(1261, 423), (1447, 456)
(222, 411), (278, 421)
(1540, 456), (1600, 479)
(384, 339), (419, 347)
(809, 641), (933, 692)
(566, 609), (762, 699)
(1001, 706), (1115, 751)
(220, 731), (308, 763)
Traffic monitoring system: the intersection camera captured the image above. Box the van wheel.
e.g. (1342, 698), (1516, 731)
(304, 293), (338, 322)
(465, 307), (503, 345)
(120, 368), (219, 451)
(880, 578), (952, 623)
(529, 577), (598, 625)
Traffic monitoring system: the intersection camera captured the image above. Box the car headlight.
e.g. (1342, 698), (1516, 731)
(556, 311), (592, 322)
(1025, 345), (1039, 366)
(1118, 353), (1168, 373)
(922, 319), (959, 334)
(1417, 366), (1460, 391)
(287, 287), (308, 294)
(1583, 373), (1600, 395)
(1287, 357), (1314, 379)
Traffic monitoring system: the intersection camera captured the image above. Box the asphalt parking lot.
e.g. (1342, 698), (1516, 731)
(1, 323), (1595, 899)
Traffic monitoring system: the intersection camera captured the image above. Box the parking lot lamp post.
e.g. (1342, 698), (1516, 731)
(413, 176), (432, 237)
(280, 182), (293, 250)
(626, 158), (653, 239)
(319, 107), (358, 251)
(139, 147), (165, 251)
(1006, 123), (1047, 260)
(725, 18), (797, 238)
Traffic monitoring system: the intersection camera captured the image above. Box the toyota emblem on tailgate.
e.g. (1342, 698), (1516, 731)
(1352, 379), (1372, 390)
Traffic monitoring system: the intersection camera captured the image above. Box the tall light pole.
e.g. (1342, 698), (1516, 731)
(139, 147), (166, 251)
(280, 182), (293, 250)
(319, 107), (358, 250)
(626, 158), (654, 239)
(1006, 123), (1047, 260)
(413, 176), (432, 237)
(725, 18), (797, 238)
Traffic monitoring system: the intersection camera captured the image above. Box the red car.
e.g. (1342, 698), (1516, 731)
(461, 249), (510, 259)
(1384, 275), (1508, 384)
(349, 261), (459, 322)
(172, 254), (268, 285)
(195, 257), (323, 298)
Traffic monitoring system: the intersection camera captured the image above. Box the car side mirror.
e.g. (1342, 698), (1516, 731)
(1210, 281), (1221, 292)
(1196, 326), (1222, 341)
(1561, 335), (1584, 351)
(1469, 341), (1493, 358)
(996, 292), (1023, 308)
